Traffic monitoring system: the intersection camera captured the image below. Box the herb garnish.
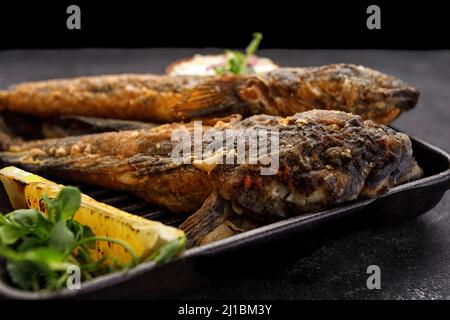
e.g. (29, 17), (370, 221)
(214, 32), (263, 75)
(0, 187), (184, 291)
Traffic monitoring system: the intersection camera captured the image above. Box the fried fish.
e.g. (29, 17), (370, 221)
(0, 110), (422, 246)
(0, 111), (157, 140)
(0, 64), (419, 125)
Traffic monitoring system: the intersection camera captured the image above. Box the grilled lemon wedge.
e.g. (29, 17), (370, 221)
(0, 166), (185, 264)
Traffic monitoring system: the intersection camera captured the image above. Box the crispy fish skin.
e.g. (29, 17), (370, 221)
(0, 122), (214, 212)
(179, 110), (421, 246)
(0, 74), (256, 123)
(260, 65), (419, 124)
(182, 152), (424, 247)
(0, 110), (419, 225)
(0, 74), (204, 123)
(0, 111), (157, 140)
(211, 111), (416, 219)
(0, 114), (242, 212)
(0, 64), (419, 124)
(0, 112), (242, 140)
(0, 110), (421, 245)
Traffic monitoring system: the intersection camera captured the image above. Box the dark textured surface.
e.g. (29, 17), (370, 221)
(0, 49), (449, 300)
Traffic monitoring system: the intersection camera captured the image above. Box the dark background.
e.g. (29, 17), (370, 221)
(0, 1), (448, 49)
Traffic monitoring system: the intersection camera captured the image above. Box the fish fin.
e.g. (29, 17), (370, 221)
(0, 135), (122, 175)
(0, 147), (137, 192)
(180, 193), (258, 248)
(173, 77), (252, 120)
(395, 157), (423, 186)
(128, 154), (181, 175)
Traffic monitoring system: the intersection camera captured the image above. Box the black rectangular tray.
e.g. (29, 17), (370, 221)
(0, 134), (449, 299)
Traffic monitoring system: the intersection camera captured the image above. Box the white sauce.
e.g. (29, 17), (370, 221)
(168, 54), (278, 76)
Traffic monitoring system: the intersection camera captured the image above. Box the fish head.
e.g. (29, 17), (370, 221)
(262, 64), (420, 124)
(208, 110), (417, 221)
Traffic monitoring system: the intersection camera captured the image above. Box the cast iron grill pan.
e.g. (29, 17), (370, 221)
(0, 134), (449, 299)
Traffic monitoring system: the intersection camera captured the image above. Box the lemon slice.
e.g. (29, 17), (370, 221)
(0, 166), (185, 264)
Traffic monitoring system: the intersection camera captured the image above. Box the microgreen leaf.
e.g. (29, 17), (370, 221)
(0, 224), (24, 245)
(147, 236), (186, 264)
(17, 237), (46, 252)
(67, 220), (95, 249)
(0, 246), (67, 269)
(6, 209), (40, 228)
(0, 185), (178, 292)
(81, 226), (95, 249)
(245, 32), (263, 56)
(49, 221), (75, 252)
(72, 236), (139, 267)
(55, 186), (81, 222)
(67, 219), (83, 241)
(25, 247), (69, 271)
(0, 212), (8, 224)
(214, 33), (263, 75)
(42, 194), (55, 222)
(6, 261), (40, 291)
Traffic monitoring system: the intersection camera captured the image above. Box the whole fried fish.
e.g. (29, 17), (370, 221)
(0, 110), (422, 246)
(0, 64), (419, 125)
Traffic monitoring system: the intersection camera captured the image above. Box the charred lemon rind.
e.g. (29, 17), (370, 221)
(0, 166), (185, 264)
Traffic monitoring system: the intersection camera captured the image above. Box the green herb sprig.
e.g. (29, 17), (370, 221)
(0, 187), (184, 291)
(214, 32), (263, 75)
